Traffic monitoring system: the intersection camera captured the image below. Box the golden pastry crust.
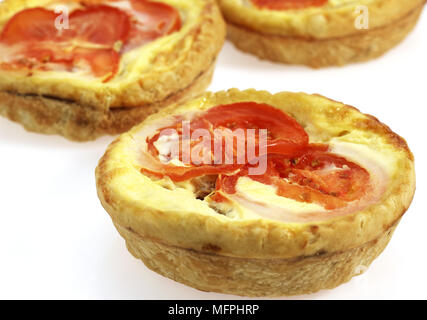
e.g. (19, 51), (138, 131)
(96, 89), (415, 296)
(218, 0), (426, 67)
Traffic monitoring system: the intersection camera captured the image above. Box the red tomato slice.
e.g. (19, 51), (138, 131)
(73, 48), (120, 80)
(65, 5), (131, 45)
(140, 162), (241, 183)
(125, 0), (181, 48)
(188, 102), (309, 156)
(1, 5), (130, 45)
(215, 148), (370, 210)
(0, 8), (58, 44)
(144, 102), (309, 181)
(0, 5), (129, 78)
(251, 0), (328, 10)
(130, 0), (181, 34)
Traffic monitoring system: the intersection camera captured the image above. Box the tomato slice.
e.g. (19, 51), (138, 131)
(130, 0), (181, 34)
(215, 148), (370, 210)
(73, 48), (120, 80)
(146, 102), (310, 159)
(182, 102), (309, 158)
(0, 5), (129, 78)
(200, 102), (308, 146)
(251, 0), (328, 10)
(125, 0), (181, 48)
(64, 5), (131, 45)
(0, 5), (130, 45)
(144, 102), (310, 181)
(0, 8), (58, 44)
(140, 161), (241, 183)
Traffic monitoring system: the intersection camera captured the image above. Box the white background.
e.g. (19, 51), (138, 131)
(0, 5), (426, 300)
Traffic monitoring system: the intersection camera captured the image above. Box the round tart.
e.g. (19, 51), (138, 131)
(96, 89), (415, 297)
(0, 0), (225, 141)
(218, 0), (426, 67)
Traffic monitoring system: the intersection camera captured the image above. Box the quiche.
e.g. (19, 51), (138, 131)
(96, 89), (415, 297)
(0, 0), (225, 141)
(218, 0), (426, 67)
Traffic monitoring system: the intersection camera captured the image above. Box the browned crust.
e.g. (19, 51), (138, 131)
(226, 3), (424, 68)
(312, 93), (414, 161)
(0, 63), (214, 141)
(115, 219), (399, 297)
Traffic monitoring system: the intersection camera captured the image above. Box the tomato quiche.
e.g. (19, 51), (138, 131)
(0, 0), (225, 141)
(218, 0), (426, 67)
(96, 89), (415, 296)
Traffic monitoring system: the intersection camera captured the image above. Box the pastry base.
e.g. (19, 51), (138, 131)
(227, 3), (424, 68)
(0, 63), (214, 142)
(114, 220), (398, 297)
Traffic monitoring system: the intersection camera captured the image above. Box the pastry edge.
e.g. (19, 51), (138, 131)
(219, 0), (426, 39)
(226, 2), (424, 68)
(116, 219), (399, 297)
